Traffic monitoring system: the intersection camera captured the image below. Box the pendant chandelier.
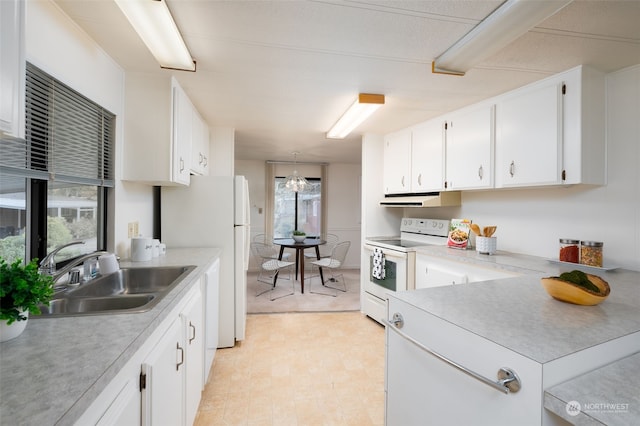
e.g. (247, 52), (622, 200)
(285, 152), (309, 192)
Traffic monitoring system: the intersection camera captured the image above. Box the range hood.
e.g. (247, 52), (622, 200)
(379, 191), (461, 208)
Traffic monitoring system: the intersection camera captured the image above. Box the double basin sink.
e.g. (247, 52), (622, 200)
(37, 265), (196, 317)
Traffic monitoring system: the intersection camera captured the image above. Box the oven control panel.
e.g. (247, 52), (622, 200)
(401, 218), (450, 237)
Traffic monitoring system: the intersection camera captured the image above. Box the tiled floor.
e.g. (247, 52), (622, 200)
(195, 312), (385, 425)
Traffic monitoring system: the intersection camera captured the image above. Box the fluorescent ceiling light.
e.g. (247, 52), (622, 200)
(326, 94), (385, 139)
(432, 0), (573, 76)
(115, 0), (195, 71)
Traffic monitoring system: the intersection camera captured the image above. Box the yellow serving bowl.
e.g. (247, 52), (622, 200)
(540, 274), (610, 306)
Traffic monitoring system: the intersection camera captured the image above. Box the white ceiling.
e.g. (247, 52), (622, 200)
(53, 0), (640, 164)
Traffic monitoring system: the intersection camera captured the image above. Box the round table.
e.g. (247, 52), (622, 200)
(273, 238), (326, 293)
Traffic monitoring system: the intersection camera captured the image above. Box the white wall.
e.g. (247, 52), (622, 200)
(26, 0), (154, 258)
(384, 65), (640, 271)
(235, 159), (362, 268)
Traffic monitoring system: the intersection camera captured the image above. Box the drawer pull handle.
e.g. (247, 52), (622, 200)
(386, 313), (521, 394)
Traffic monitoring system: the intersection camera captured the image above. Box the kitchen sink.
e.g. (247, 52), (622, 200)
(36, 265), (196, 317)
(39, 294), (156, 315)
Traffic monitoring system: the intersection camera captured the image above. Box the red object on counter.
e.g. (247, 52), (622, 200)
(559, 239), (580, 263)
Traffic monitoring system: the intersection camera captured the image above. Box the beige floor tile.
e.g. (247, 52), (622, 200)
(196, 311), (384, 426)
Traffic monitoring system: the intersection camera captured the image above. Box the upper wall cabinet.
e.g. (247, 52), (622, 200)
(445, 104), (494, 190)
(123, 74), (198, 185)
(383, 129), (412, 194)
(495, 65), (605, 188)
(190, 108), (210, 176)
(0, 0), (25, 139)
(412, 120), (445, 192)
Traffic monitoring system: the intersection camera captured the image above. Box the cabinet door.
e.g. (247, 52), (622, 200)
(95, 379), (140, 426)
(495, 81), (563, 187)
(190, 110), (209, 176)
(0, 0), (25, 138)
(411, 120), (444, 192)
(182, 289), (204, 426)
(386, 298), (542, 426)
(383, 129), (412, 194)
(445, 105), (493, 190)
(172, 82), (192, 185)
(141, 317), (183, 426)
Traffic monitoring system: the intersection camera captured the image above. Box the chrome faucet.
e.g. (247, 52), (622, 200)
(50, 251), (109, 284)
(39, 241), (86, 275)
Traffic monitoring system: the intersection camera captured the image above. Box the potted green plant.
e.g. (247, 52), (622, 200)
(0, 257), (55, 342)
(292, 230), (306, 243)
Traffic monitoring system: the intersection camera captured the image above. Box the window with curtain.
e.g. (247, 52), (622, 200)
(0, 62), (114, 264)
(273, 177), (321, 238)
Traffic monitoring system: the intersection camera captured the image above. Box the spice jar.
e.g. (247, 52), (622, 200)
(580, 241), (603, 267)
(559, 239), (580, 263)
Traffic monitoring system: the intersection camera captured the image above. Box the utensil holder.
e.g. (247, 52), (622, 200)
(476, 236), (497, 255)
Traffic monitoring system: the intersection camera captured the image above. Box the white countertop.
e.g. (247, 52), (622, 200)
(391, 246), (640, 363)
(544, 351), (640, 425)
(0, 248), (221, 426)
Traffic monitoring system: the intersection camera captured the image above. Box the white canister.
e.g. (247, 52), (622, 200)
(159, 243), (167, 256)
(98, 253), (119, 275)
(152, 239), (160, 258)
(131, 237), (153, 261)
(476, 236), (497, 255)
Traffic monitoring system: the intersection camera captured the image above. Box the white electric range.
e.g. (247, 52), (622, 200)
(362, 218), (450, 325)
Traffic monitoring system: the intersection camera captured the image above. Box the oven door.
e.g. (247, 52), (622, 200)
(363, 243), (410, 300)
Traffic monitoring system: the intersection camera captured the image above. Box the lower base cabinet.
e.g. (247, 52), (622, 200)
(142, 285), (204, 426)
(76, 282), (206, 426)
(386, 296), (542, 425)
(386, 295), (640, 426)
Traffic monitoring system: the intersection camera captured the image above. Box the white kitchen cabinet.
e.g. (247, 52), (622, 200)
(386, 296), (542, 425)
(141, 285), (204, 426)
(190, 108), (210, 176)
(0, 0), (25, 139)
(415, 254), (520, 290)
(123, 74), (192, 185)
(445, 104), (494, 190)
(495, 65), (605, 188)
(383, 129), (412, 194)
(411, 119), (445, 192)
(172, 82), (192, 185)
(141, 316), (183, 426)
(182, 286), (204, 426)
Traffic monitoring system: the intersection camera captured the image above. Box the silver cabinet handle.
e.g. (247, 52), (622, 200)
(401, 176), (405, 187)
(386, 313), (521, 394)
(189, 321), (196, 344)
(180, 157), (185, 172)
(176, 342), (184, 371)
(509, 161), (515, 178)
(418, 173), (422, 186)
(478, 165), (483, 180)
(199, 153), (204, 165)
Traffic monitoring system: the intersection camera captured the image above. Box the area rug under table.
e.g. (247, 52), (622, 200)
(246, 269), (361, 314)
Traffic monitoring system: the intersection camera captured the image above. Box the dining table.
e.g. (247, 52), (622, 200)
(274, 238), (326, 293)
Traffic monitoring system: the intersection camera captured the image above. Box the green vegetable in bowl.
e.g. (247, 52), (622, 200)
(557, 270), (600, 294)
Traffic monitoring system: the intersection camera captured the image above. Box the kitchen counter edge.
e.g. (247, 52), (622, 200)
(0, 248), (221, 426)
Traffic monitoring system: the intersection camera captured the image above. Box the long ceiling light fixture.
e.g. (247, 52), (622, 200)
(432, 0), (573, 76)
(115, 0), (196, 72)
(326, 93), (385, 139)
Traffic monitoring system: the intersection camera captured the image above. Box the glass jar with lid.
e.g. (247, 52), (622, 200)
(580, 241), (603, 267)
(559, 239), (580, 263)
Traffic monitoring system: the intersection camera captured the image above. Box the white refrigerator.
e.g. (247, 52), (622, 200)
(161, 175), (250, 348)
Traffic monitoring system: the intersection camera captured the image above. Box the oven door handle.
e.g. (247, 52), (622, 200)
(364, 244), (409, 260)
